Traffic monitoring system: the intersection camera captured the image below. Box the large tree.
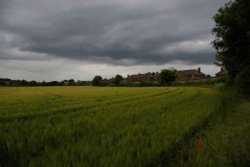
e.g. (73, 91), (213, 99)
(114, 75), (124, 86)
(92, 76), (102, 86)
(212, 0), (250, 78)
(160, 68), (177, 85)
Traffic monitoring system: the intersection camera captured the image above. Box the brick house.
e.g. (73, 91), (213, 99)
(126, 72), (160, 83)
(126, 68), (206, 83)
(177, 68), (206, 81)
(215, 67), (228, 77)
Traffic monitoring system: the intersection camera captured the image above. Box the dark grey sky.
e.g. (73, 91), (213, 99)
(0, 0), (229, 80)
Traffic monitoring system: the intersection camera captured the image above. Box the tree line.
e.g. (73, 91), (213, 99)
(0, 68), (178, 87)
(92, 75), (126, 86)
(0, 78), (91, 86)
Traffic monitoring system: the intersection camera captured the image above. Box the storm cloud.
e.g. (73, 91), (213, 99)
(0, 0), (229, 80)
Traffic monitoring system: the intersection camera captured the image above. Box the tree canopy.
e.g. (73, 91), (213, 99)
(92, 76), (103, 86)
(160, 68), (177, 85)
(114, 75), (124, 86)
(212, 0), (250, 78)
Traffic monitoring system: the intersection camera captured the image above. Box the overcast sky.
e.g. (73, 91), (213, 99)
(0, 0), (229, 81)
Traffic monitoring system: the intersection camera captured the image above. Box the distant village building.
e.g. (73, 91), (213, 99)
(127, 72), (160, 83)
(215, 67), (228, 77)
(177, 68), (206, 81)
(126, 68), (207, 83)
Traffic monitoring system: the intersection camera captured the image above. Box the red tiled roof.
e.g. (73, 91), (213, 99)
(177, 69), (205, 76)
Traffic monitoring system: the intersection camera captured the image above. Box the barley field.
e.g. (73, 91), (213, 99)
(0, 87), (222, 167)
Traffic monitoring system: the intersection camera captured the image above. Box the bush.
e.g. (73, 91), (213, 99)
(235, 68), (250, 98)
(140, 81), (154, 87)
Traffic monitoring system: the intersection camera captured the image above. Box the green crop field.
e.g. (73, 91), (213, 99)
(0, 87), (223, 167)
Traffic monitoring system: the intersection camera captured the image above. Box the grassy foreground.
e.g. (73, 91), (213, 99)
(170, 91), (250, 167)
(0, 86), (240, 166)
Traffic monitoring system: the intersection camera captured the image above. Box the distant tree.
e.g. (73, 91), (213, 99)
(60, 80), (66, 86)
(160, 68), (177, 85)
(114, 75), (124, 86)
(92, 76), (102, 86)
(40, 81), (46, 86)
(21, 80), (29, 86)
(99, 79), (108, 86)
(49, 81), (60, 86)
(14, 80), (22, 86)
(76, 80), (82, 86)
(29, 80), (38, 86)
(212, 0), (250, 78)
(0, 78), (11, 86)
(68, 79), (75, 86)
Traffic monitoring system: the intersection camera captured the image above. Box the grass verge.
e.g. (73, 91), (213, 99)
(169, 89), (250, 167)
